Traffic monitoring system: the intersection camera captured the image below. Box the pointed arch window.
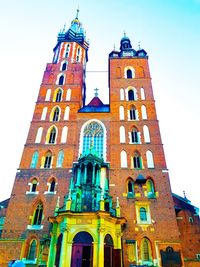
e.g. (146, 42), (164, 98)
(121, 150), (127, 168)
(27, 239), (37, 260)
(49, 179), (56, 193)
(76, 47), (81, 62)
(61, 126), (68, 143)
(61, 61), (67, 71)
(56, 150), (64, 167)
(143, 125), (150, 143)
(58, 75), (64, 85)
(55, 89), (62, 102)
(141, 105), (147, 120)
(120, 88), (124, 100)
(131, 127), (139, 143)
(82, 121), (104, 158)
(33, 203), (43, 225)
(141, 87), (145, 100)
(45, 89), (51, 101)
(141, 238), (152, 262)
(120, 126), (126, 143)
(66, 88), (71, 101)
(30, 178), (38, 193)
(35, 127), (43, 143)
(128, 90), (135, 100)
(119, 106), (125, 120)
(127, 178), (134, 198)
(146, 150), (154, 168)
(133, 151), (142, 169)
(48, 127), (57, 144)
(41, 107), (47, 120)
(65, 44), (70, 58)
(30, 151), (39, 168)
(129, 106), (137, 120)
(146, 179), (155, 198)
(64, 106), (70, 120)
(44, 151), (52, 169)
(52, 107), (60, 122)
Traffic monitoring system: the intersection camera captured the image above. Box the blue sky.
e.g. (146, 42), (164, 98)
(0, 0), (199, 207)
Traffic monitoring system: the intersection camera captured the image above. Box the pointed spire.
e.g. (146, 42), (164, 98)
(76, 6), (80, 19)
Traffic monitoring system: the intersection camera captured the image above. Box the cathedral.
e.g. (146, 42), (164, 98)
(0, 10), (199, 267)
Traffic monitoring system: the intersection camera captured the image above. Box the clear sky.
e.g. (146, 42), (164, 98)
(0, 0), (199, 207)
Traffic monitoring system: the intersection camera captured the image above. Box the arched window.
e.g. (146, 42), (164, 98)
(52, 107), (60, 122)
(119, 106), (125, 120)
(56, 150), (64, 167)
(45, 89), (51, 101)
(61, 61), (67, 71)
(146, 179), (155, 198)
(30, 178), (38, 193)
(133, 151), (142, 168)
(140, 207), (147, 221)
(127, 69), (132, 78)
(33, 203), (43, 225)
(41, 107), (47, 120)
(27, 239), (37, 260)
(55, 89), (62, 102)
(64, 106), (70, 120)
(120, 126), (126, 143)
(49, 179), (56, 192)
(61, 126), (68, 143)
(47, 127), (57, 144)
(81, 121), (104, 158)
(44, 151), (52, 169)
(58, 75), (64, 85)
(141, 87), (145, 100)
(129, 106), (137, 120)
(121, 150), (127, 168)
(65, 44), (70, 57)
(128, 90), (135, 100)
(127, 178), (134, 196)
(141, 105), (147, 120)
(35, 127), (43, 143)
(76, 47), (81, 62)
(131, 127), (139, 143)
(30, 151), (39, 168)
(143, 125), (150, 143)
(141, 238), (152, 262)
(66, 88), (71, 101)
(146, 150), (154, 168)
(120, 88), (124, 100)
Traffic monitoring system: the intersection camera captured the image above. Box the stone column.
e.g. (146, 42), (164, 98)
(84, 164), (87, 184)
(93, 241), (98, 267)
(47, 223), (58, 267)
(59, 226), (71, 267)
(98, 227), (105, 267)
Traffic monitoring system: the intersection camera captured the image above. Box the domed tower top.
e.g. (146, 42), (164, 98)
(120, 32), (132, 51)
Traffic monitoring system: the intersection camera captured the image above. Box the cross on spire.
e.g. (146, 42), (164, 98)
(76, 6), (79, 19)
(94, 88), (99, 97)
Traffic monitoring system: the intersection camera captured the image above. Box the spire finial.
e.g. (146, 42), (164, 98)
(76, 6), (80, 19)
(113, 44), (116, 50)
(183, 190), (186, 199)
(138, 41), (141, 50)
(94, 88), (99, 97)
(123, 30), (126, 37)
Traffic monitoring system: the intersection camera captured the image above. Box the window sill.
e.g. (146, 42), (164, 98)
(44, 191), (56, 195)
(26, 191), (39, 195)
(127, 193), (135, 199)
(27, 225), (43, 230)
(22, 259), (37, 264)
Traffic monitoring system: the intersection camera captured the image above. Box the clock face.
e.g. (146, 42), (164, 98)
(122, 51), (134, 57)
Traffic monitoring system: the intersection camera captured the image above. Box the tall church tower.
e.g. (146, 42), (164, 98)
(0, 12), (184, 267)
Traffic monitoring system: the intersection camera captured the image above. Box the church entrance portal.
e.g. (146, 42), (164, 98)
(71, 231), (93, 267)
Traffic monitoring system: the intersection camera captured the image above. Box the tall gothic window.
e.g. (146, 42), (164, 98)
(27, 240), (37, 260)
(33, 203), (43, 225)
(56, 89), (62, 102)
(140, 207), (147, 221)
(130, 106), (137, 120)
(48, 127), (57, 144)
(44, 151), (52, 168)
(30, 151), (39, 168)
(52, 107), (60, 122)
(133, 151), (142, 168)
(81, 121), (104, 158)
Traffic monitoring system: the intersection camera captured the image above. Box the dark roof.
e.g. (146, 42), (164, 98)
(88, 97), (104, 107)
(0, 198), (10, 208)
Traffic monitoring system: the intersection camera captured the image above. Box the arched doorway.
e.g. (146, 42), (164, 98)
(71, 231), (93, 267)
(104, 234), (114, 267)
